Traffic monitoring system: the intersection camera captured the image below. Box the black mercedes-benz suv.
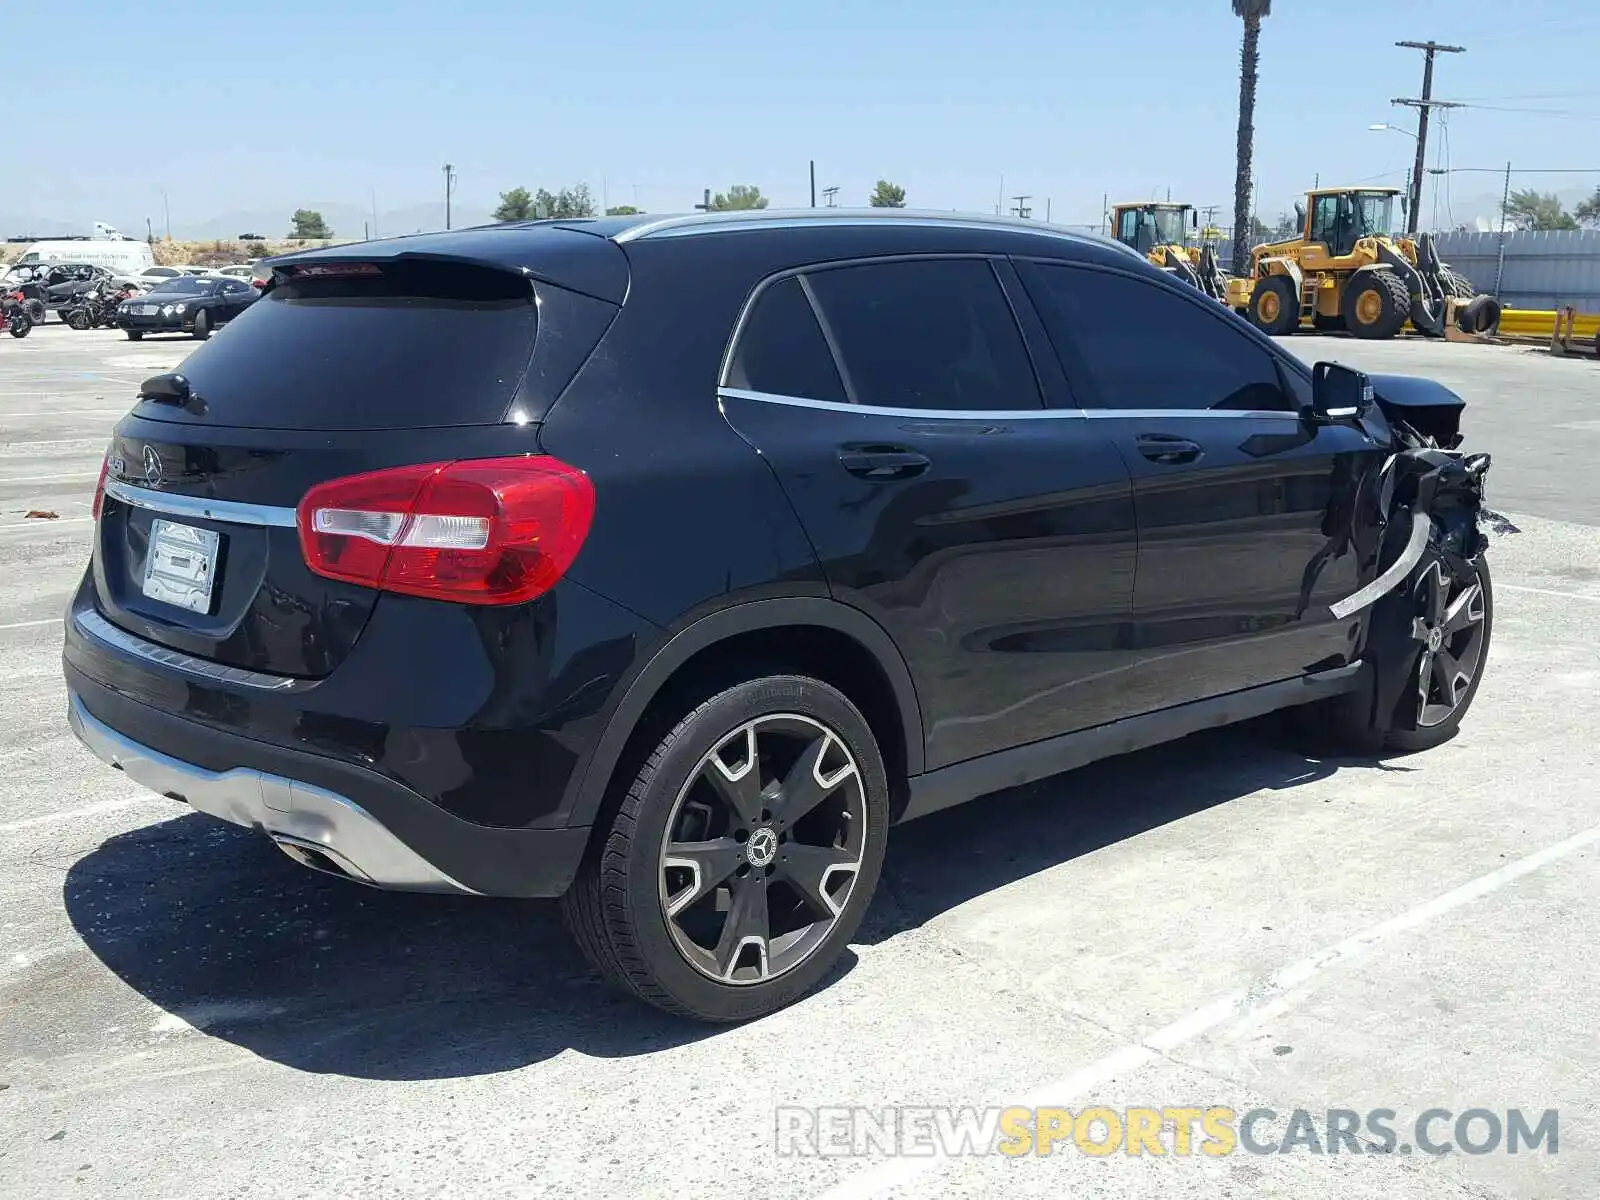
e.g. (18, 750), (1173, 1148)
(64, 210), (1494, 1022)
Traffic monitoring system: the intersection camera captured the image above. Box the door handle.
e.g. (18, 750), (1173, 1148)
(838, 446), (931, 481)
(1135, 433), (1203, 465)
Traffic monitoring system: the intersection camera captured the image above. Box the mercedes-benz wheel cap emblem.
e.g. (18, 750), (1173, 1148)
(141, 445), (162, 487)
(745, 827), (778, 868)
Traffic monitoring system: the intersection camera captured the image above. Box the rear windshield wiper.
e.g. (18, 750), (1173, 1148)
(138, 372), (207, 416)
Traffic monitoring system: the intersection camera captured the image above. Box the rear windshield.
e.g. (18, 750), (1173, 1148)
(161, 260), (538, 430)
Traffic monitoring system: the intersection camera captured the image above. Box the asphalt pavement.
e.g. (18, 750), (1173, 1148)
(2, 324), (1598, 1199)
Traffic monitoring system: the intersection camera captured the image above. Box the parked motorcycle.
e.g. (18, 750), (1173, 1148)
(63, 282), (136, 330)
(1, 290), (33, 338)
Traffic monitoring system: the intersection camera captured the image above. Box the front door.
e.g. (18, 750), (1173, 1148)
(1017, 259), (1388, 708)
(717, 256), (1139, 771)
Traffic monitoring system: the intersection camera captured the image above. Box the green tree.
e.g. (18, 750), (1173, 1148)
(1269, 210), (1299, 240)
(1573, 187), (1600, 228)
(1230, 0), (1273, 271)
(869, 180), (907, 208)
(709, 185), (769, 211)
(290, 209), (332, 239)
(493, 187), (535, 221)
(605, 205), (642, 216)
(533, 184), (597, 219)
(1506, 189), (1579, 231)
(1249, 215), (1273, 242)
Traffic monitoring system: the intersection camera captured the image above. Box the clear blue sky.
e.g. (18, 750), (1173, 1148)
(11, 0), (1600, 235)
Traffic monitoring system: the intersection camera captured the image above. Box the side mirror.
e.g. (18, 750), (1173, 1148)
(1309, 361), (1373, 422)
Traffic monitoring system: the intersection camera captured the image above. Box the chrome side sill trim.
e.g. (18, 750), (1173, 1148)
(103, 479), (298, 529)
(73, 608), (310, 693)
(67, 694), (476, 895)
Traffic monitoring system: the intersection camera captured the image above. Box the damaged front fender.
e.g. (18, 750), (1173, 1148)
(1328, 394), (1505, 736)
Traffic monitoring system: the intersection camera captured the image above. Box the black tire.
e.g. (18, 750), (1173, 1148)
(1341, 270), (1410, 339)
(561, 674), (890, 1022)
(191, 308), (210, 340)
(1310, 557), (1492, 754)
(1247, 275), (1299, 335)
(1458, 295), (1501, 335)
(23, 298), (46, 325)
(125, 330), (143, 341)
(8, 314), (30, 338)
(65, 307), (91, 331)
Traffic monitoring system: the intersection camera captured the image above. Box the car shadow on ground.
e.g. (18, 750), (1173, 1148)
(61, 715), (1407, 1082)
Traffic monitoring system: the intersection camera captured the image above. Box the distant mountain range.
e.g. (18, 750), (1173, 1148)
(2, 201), (496, 243)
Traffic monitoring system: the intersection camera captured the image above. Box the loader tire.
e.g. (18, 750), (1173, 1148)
(1342, 270), (1410, 340)
(1438, 266), (1477, 300)
(1247, 275), (1299, 336)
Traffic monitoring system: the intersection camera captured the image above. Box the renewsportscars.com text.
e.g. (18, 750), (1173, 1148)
(774, 1106), (1559, 1159)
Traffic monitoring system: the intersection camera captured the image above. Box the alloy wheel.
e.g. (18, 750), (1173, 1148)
(1410, 561), (1487, 728)
(658, 713), (868, 986)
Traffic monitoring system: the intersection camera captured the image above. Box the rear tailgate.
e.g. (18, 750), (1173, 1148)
(85, 246), (622, 680)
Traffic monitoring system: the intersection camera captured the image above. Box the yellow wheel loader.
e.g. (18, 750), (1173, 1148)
(1225, 187), (1500, 340)
(1110, 201), (1229, 302)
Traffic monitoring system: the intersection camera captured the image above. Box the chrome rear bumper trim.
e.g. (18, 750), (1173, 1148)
(67, 694), (476, 895)
(73, 608), (310, 693)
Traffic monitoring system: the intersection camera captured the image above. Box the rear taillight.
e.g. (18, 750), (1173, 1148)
(296, 456), (595, 605)
(91, 451), (110, 520)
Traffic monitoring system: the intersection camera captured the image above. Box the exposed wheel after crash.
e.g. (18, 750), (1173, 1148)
(63, 211), (1497, 1022)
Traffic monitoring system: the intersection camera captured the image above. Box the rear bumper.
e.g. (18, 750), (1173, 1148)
(65, 670), (592, 898)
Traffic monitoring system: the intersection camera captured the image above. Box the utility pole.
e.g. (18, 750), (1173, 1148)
(1495, 160), (1512, 297)
(1393, 40), (1465, 234)
(1045, 198), (1051, 223)
(442, 163), (457, 230)
(694, 188), (713, 212)
(822, 186), (840, 208)
(1011, 195), (1032, 219)
(809, 160), (816, 208)
(159, 189), (170, 240)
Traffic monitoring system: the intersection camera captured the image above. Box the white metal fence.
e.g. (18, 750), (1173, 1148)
(1432, 229), (1600, 312)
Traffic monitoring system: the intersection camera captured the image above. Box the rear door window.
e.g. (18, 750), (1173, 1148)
(802, 258), (1043, 412)
(152, 260), (540, 430)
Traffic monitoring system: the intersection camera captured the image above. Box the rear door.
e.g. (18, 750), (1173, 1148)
(717, 255), (1139, 771)
(1017, 259), (1386, 707)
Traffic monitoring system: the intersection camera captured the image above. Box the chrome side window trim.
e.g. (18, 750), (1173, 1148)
(717, 387), (1303, 424)
(74, 608), (311, 692)
(1080, 408), (1303, 421)
(716, 387), (1085, 422)
(104, 479), (299, 528)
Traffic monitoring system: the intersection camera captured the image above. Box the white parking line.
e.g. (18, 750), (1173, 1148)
(0, 796), (165, 834)
(814, 820), (1600, 1200)
(0, 473), (99, 485)
(1501, 583), (1600, 603)
(0, 617), (62, 631)
(0, 517), (93, 530)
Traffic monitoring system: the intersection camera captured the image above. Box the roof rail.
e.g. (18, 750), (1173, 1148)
(612, 208), (1136, 255)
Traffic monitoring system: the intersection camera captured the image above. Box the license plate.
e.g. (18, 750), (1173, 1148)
(142, 519), (220, 614)
(136, 303), (156, 314)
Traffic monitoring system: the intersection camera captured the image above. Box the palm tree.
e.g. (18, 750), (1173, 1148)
(1231, 0), (1273, 271)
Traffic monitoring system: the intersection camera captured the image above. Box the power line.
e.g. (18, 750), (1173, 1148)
(1391, 39), (1465, 235)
